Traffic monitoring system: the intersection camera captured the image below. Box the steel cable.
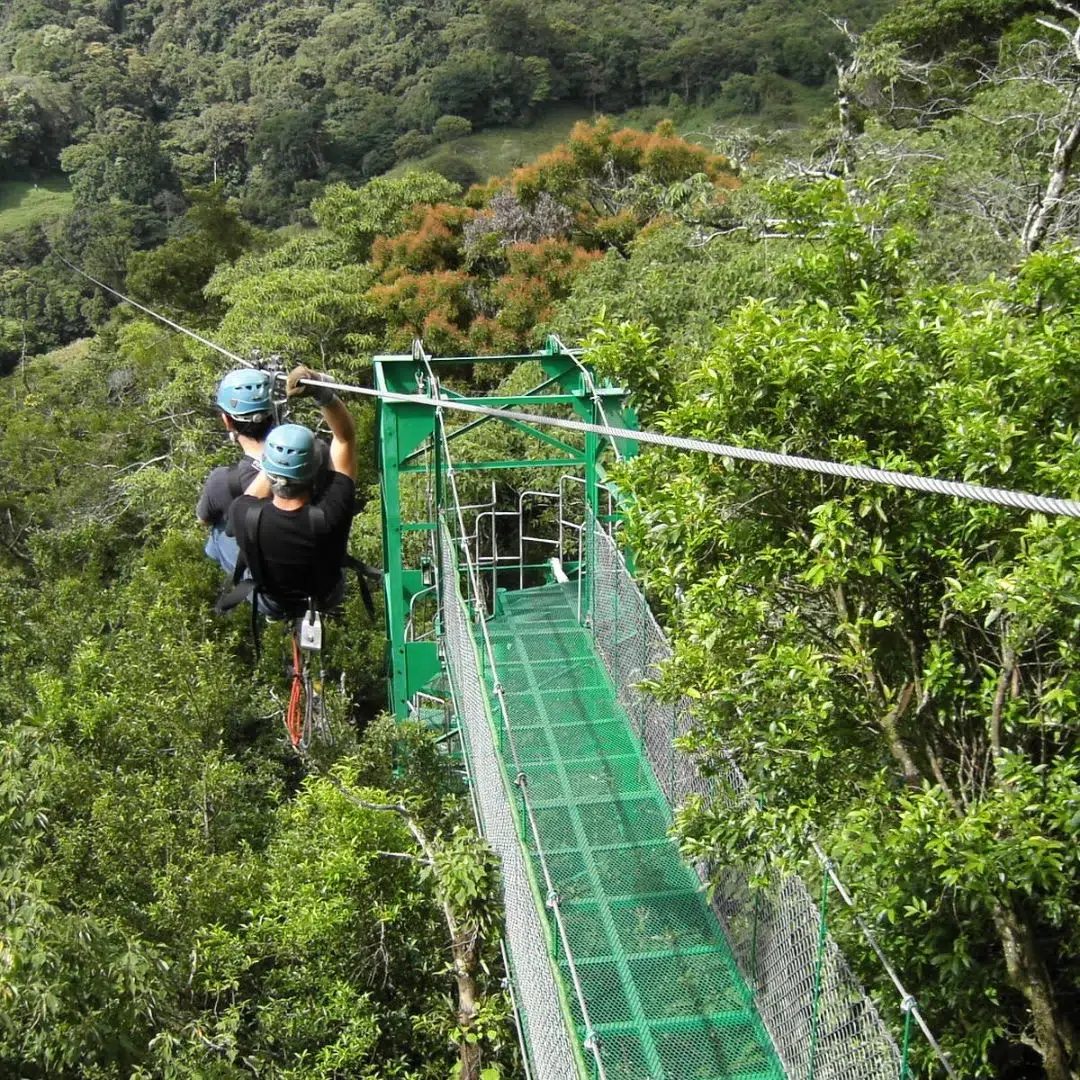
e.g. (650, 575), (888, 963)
(51, 254), (1080, 518)
(317, 377), (1080, 519)
(56, 254), (251, 366)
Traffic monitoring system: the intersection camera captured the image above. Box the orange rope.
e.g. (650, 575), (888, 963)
(286, 635), (304, 747)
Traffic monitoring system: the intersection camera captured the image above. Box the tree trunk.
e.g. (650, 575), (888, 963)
(1021, 115), (1080, 255)
(455, 947), (482, 1080)
(834, 57), (860, 177)
(991, 901), (1079, 1080)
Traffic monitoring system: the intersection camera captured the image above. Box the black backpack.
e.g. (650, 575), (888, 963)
(214, 495), (381, 660)
(223, 439), (334, 534)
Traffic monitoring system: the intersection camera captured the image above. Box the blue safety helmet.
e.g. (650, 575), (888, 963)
(261, 423), (317, 483)
(216, 369), (272, 418)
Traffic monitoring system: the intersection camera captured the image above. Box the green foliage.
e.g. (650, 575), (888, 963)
(0, 0), (888, 226)
(125, 186), (259, 320)
(61, 115), (178, 208)
(870, 0), (1045, 51)
(314, 173), (462, 262)
(590, 184), (1080, 1074)
(433, 115), (474, 143)
(0, 319), (510, 1076)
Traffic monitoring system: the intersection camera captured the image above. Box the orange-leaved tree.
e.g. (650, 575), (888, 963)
(362, 120), (739, 352)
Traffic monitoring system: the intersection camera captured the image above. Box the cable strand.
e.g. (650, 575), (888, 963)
(55, 253), (250, 366)
(313, 377), (1080, 519)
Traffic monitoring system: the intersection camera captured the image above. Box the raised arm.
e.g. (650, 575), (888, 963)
(286, 365), (356, 480)
(243, 469), (273, 498)
(319, 395), (356, 479)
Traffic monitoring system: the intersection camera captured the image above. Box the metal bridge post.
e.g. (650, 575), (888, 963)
(807, 869), (831, 1080)
(376, 353), (441, 716)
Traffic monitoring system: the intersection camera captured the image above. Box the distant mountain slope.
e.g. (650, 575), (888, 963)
(0, 0), (891, 213)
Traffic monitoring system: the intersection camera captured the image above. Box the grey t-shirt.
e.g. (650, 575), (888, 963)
(196, 457), (260, 528)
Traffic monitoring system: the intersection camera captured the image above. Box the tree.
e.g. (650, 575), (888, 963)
(588, 189), (1080, 1078)
(0, 77), (44, 177)
(429, 51), (498, 123)
(60, 113), (177, 207)
(312, 172), (462, 261)
(392, 129), (435, 162)
(125, 186), (258, 319)
(819, 7), (1080, 257)
(433, 114), (473, 143)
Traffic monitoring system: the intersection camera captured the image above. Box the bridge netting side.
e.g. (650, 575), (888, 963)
(435, 490), (905, 1079)
(590, 523), (903, 1080)
(439, 515), (584, 1079)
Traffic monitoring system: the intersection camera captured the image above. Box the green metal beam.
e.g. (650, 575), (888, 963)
(485, 416), (580, 457)
(401, 457), (585, 473)
(377, 336), (636, 721)
(402, 368), (577, 466)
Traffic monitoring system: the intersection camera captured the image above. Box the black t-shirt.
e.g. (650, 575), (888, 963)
(196, 457), (259, 528)
(230, 472), (356, 603)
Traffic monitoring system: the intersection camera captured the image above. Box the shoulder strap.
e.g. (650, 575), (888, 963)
(243, 502), (269, 586)
(342, 554), (381, 620)
(214, 502), (268, 665)
(226, 461), (246, 500)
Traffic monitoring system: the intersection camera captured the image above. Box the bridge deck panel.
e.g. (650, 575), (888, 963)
(482, 584), (784, 1080)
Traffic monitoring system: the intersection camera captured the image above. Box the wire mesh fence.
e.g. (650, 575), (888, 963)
(438, 519), (583, 1080)
(590, 524), (905, 1080)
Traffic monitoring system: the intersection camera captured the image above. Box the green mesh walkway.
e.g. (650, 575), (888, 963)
(482, 583), (784, 1080)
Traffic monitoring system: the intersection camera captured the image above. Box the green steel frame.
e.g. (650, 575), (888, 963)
(376, 335), (636, 717)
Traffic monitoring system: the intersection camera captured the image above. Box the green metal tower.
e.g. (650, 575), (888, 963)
(375, 335), (636, 717)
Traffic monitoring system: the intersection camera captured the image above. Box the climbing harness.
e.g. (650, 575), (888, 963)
(212, 495), (381, 747)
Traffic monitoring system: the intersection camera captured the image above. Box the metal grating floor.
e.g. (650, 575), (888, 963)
(481, 584), (784, 1080)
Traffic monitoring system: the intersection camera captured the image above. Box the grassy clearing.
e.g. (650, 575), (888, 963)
(389, 105), (594, 183)
(622, 81), (834, 145)
(390, 87), (832, 187)
(0, 176), (73, 233)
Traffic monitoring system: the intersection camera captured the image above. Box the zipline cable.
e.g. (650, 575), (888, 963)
(312, 377), (1080, 520)
(56, 248), (1080, 519)
(55, 253), (251, 367)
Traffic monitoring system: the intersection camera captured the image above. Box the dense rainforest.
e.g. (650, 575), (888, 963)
(0, 0), (894, 372)
(5, 0), (1080, 1077)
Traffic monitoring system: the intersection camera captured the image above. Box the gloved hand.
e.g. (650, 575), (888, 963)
(286, 364), (335, 405)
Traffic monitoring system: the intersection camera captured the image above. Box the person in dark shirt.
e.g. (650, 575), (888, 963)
(196, 369), (274, 574)
(229, 365), (357, 615)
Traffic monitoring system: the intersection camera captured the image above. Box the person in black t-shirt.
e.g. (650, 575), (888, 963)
(229, 365), (357, 615)
(197, 369), (274, 574)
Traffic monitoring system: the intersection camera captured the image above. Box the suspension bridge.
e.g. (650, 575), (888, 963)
(375, 339), (934, 1080)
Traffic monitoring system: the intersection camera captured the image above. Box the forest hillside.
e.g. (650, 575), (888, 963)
(0, 0), (889, 371)
(4, 0), (1080, 1078)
